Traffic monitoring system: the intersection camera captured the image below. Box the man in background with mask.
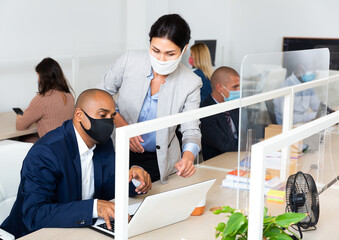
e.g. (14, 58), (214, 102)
(273, 66), (322, 125)
(1, 89), (151, 238)
(200, 67), (240, 160)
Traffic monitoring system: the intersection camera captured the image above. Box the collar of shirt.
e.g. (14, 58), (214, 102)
(287, 73), (302, 86)
(147, 67), (154, 80)
(73, 124), (96, 156)
(211, 95), (220, 104)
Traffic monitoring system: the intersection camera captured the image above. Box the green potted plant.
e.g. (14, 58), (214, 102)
(213, 206), (306, 240)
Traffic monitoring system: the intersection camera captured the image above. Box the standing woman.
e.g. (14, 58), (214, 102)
(189, 42), (214, 101)
(16, 58), (75, 140)
(98, 14), (202, 183)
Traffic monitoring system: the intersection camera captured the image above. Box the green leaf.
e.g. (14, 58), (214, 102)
(215, 222), (226, 232)
(270, 233), (293, 240)
(221, 206), (236, 214)
(238, 221), (248, 234)
(223, 212), (246, 236)
(264, 216), (276, 224)
(222, 236), (236, 240)
(275, 213), (307, 228)
(215, 232), (221, 238)
(264, 226), (282, 238)
(264, 207), (268, 218)
(213, 209), (222, 215)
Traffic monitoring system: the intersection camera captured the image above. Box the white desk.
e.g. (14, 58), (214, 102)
(18, 149), (339, 239)
(0, 111), (37, 140)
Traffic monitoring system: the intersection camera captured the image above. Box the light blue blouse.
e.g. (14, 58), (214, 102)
(138, 70), (200, 157)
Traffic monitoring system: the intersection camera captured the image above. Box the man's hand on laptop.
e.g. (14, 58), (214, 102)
(97, 200), (115, 230)
(129, 166), (152, 194)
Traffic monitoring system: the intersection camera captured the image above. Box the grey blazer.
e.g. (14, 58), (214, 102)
(98, 50), (202, 183)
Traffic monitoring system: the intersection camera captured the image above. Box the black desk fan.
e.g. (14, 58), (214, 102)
(285, 171), (339, 238)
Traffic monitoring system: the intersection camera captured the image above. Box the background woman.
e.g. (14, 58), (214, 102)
(16, 58), (75, 140)
(98, 14), (202, 183)
(189, 42), (214, 101)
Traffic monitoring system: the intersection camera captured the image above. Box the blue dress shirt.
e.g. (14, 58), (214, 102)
(138, 70), (200, 157)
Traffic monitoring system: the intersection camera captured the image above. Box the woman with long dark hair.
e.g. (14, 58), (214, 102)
(16, 58), (75, 139)
(98, 14), (202, 183)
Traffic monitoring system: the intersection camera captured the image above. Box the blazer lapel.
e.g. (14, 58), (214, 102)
(64, 120), (83, 197)
(131, 60), (152, 123)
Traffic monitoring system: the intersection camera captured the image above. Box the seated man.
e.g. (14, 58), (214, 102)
(200, 67), (240, 161)
(273, 71), (321, 125)
(1, 89), (151, 238)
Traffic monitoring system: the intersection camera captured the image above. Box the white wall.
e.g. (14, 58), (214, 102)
(167, 0), (231, 67)
(145, 0), (339, 71)
(0, 0), (125, 58)
(0, 0), (126, 112)
(1, 0), (339, 112)
(229, 0), (339, 71)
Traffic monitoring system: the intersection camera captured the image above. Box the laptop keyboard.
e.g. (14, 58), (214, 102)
(97, 220), (115, 233)
(97, 215), (134, 233)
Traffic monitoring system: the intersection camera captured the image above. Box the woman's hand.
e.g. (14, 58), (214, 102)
(175, 151), (196, 178)
(114, 113), (145, 153)
(129, 136), (144, 153)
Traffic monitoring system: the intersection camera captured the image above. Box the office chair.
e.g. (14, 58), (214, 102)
(265, 100), (278, 125)
(0, 140), (32, 239)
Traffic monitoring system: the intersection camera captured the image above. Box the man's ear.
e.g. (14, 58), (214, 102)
(74, 108), (82, 122)
(215, 83), (222, 93)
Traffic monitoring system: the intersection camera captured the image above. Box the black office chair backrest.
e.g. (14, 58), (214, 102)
(265, 100), (277, 124)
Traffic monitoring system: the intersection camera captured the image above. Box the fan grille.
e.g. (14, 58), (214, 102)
(286, 171), (319, 229)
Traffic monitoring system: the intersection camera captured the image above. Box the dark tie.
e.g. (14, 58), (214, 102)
(225, 111), (233, 132)
(226, 112), (238, 138)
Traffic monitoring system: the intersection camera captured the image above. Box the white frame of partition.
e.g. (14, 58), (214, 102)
(115, 74), (339, 240)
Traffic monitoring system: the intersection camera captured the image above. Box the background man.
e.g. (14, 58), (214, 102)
(200, 67), (240, 160)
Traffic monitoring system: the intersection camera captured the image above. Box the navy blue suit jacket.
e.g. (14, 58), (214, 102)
(1, 120), (136, 238)
(194, 68), (212, 102)
(200, 95), (239, 160)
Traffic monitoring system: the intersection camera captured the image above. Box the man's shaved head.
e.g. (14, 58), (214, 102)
(75, 88), (113, 111)
(211, 67), (239, 90)
(210, 66), (240, 103)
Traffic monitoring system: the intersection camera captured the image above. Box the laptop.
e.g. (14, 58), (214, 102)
(90, 178), (216, 238)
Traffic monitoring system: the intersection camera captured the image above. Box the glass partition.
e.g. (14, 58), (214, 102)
(240, 48), (330, 146)
(238, 48), (330, 213)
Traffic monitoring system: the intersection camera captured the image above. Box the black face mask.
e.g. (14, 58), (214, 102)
(80, 109), (114, 144)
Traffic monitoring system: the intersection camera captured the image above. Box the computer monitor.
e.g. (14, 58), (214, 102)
(283, 37), (339, 70)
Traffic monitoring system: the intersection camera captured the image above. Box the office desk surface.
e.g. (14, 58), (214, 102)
(19, 166), (235, 240)
(19, 146), (339, 239)
(0, 111), (37, 140)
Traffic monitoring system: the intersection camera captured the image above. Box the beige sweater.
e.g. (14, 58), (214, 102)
(16, 90), (75, 137)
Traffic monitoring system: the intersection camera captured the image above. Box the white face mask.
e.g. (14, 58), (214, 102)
(149, 45), (187, 75)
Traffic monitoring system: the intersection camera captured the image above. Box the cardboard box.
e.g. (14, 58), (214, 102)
(264, 124), (303, 154)
(264, 124), (301, 176)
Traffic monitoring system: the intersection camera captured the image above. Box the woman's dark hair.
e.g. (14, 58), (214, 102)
(35, 58), (71, 95)
(149, 14), (191, 51)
